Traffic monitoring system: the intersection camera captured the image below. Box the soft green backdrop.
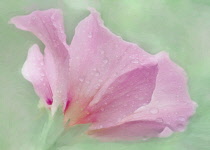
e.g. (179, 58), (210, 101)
(0, 0), (210, 150)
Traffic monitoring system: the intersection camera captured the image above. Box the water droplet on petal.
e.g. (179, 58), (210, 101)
(40, 73), (45, 77)
(95, 84), (101, 89)
(32, 16), (36, 20)
(25, 73), (29, 77)
(79, 78), (84, 82)
(98, 79), (103, 82)
(142, 136), (149, 141)
(117, 118), (121, 122)
(88, 34), (92, 38)
(131, 59), (139, 64)
(123, 103), (127, 106)
(178, 116), (185, 122)
(92, 68), (97, 71)
(150, 108), (159, 114)
(100, 50), (105, 55)
(86, 80), (90, 84)
(177, 124), (185, 131)
(100, 108), (105, 111)
(103, 58), (108, 64)
(95, 71), (100, 76)
(156, 118), (163, 123)
(51, 15), (55, 20)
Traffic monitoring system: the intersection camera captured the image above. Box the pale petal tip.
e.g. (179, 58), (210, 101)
(159, 127), (173, 138)
(51, 105), (58, 116)
(88, 7), (99, 14)
(9, 9), (63, 29)
(51, 99), (62, 116)
(87, 7), (105, 26)
(9, 16), (26, 30)
(156, 51), (169, 59)
(21, 44), (40, 81)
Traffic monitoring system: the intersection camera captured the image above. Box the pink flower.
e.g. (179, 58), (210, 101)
(10, 9), (197, 141)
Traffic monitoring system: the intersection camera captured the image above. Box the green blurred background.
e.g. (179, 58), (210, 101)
(0, 0), (210, 150)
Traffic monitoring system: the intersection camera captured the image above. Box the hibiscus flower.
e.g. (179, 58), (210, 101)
(10, 8), (197, 141)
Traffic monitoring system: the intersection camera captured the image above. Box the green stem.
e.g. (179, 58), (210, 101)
(37, 113), (54, 150)
(46, 129), (66, 150)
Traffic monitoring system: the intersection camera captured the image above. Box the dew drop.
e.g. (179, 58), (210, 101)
(40, 73), (45, 77)
(86, 80), (90, 84)
(98, 79), (103, 82)
(156, 118), (163, 123)
(79, 78), (84, 82)
(88, 34), (92, 38)
(150, 108), (159, 114)
(142, 136), (149, 141)
(86, 111), (90, 115)
(117, 118), (122, 122)
(95, 84), (101, 89)
(103, 58), (108, 64)
(100, 108), (105, 111)
(92, 68), (97, 71)
(51, 15), (55, 20)
(178, 116), (185, 122)
(131, 59), (139, 64)
(95, 71), (100, 76)
(177, 124), (185, 131)
(32, 16), (36, 20)
(25, 73), (29, 77)
(100, 50), (105, 55)
(57, 90), (61, 94)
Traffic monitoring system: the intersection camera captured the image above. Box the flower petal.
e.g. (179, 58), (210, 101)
(10, 9), (70, 114)
(88, 120), (166, 141)
(88, 52), (196, 140)
(64, 9), (157, 124)
(126, 52), (197, 132)
(87, 64), (158, 129)
(10, 9), (68, 58)
(22, 44), (53, 106)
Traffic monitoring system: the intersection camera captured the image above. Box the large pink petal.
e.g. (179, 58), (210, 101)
(64, 9), (157, 124)
(124, 52), (197, 131)
(88, 121), (166, 141)
(88, 52), (197, 140)
(22, 44), (53, 106)
(10, 9), (70, 114)
(86, 64), (158, 129)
